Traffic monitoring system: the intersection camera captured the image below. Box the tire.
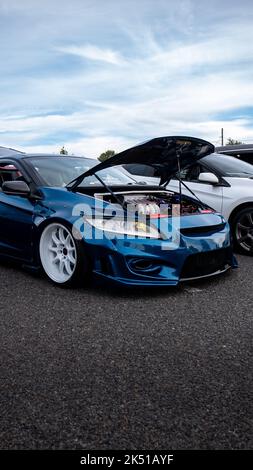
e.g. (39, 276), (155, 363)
(231, 206), (253, 255)
(39, 222), (90, 286)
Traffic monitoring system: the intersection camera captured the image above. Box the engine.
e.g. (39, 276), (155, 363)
(95, 190), (210, 217)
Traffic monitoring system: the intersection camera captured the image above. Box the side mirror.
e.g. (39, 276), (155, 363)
(198, 172), (220, 185)
(2, 180), (31, 197)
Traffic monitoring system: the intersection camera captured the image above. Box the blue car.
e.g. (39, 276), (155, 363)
(0, 136), (237, 287)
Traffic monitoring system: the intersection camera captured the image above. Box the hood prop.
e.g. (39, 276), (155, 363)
(161, 147), (205, 207)
(66, 169), (126, 211)
(177, 148), (182, 209)
(174, 175), (206, 206)
(161, 147), (183, 209)
(93, 173), (127, 210)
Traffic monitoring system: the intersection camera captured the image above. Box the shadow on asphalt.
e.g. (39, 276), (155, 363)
(0, 255), (238, 299)
(85, 266), (236, 299)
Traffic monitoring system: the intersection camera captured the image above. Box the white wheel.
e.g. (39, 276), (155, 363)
(39, 223), (78, 284)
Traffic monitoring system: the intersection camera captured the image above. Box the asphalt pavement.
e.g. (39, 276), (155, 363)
(0, 255), (252, 449)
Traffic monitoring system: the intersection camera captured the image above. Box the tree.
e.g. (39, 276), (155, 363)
(98, 149), (116, 162)
(226, 138), (243, 146)
(60, 146), (68, 155)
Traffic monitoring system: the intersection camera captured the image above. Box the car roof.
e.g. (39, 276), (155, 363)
(216, 144), (253, 153)
(0, 152), (97, 161)
(0, 146), (25, 157)
(24, 153), (94, 158)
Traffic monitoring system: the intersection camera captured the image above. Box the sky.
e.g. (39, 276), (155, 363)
(1, 0), (253, 158)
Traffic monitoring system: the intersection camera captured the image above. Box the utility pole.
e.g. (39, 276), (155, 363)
(221, 128), (224, 146)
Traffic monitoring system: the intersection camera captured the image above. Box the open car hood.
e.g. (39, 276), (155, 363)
(67, 136), (214, 188)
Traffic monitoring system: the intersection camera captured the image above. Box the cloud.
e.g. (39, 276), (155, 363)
(1, 0), (253, 155)
(56, 45), (126, 65)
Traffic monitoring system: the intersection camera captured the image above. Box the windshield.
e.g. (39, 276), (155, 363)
(27, 156), (136, 187)
(203, 153), (253, 177)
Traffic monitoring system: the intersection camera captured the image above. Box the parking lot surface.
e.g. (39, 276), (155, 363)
(0, 255), (252, 449)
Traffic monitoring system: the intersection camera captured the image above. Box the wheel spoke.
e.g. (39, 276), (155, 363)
(238, 235), (249, 243)
(236, 209), (253, 251)
(52, 232), (60, 246)
(68, 252), (76, 264)
(65, 234), (71, 247)
(58, 227), (66, 244)
(246, 212), (253, 226)
(59, 259), (65, 274)
(48, 245), (58, 253)
(238, 222), (250, 231)
(64, 259), (73, 276)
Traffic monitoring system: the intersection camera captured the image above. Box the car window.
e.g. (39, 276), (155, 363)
(0, 162), (26, 187)
(123, 163), (158, 177)
(28, 157), (135, 187)
(202, 153), (253, 177)
(177, 163), (206, 182)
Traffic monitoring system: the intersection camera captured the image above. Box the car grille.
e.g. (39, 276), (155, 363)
(181, 248), (230, 279)
(180, 223), (226, 236)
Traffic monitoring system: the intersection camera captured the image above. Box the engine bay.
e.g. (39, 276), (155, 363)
(94, 190), (213, 217)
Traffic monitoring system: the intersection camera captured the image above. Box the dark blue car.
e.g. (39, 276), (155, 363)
(0, 136), (237, 287)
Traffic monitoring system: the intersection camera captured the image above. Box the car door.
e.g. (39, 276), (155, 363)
(0, 161), (34, 260)
(168, 162), (224, 213)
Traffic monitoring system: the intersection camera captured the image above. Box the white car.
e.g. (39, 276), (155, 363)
(123, 153), (253, 255)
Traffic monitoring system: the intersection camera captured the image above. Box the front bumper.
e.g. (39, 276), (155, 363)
(85, 223), (238, 287)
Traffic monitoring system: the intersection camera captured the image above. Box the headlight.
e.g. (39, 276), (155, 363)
(85, 217), (162, 239)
